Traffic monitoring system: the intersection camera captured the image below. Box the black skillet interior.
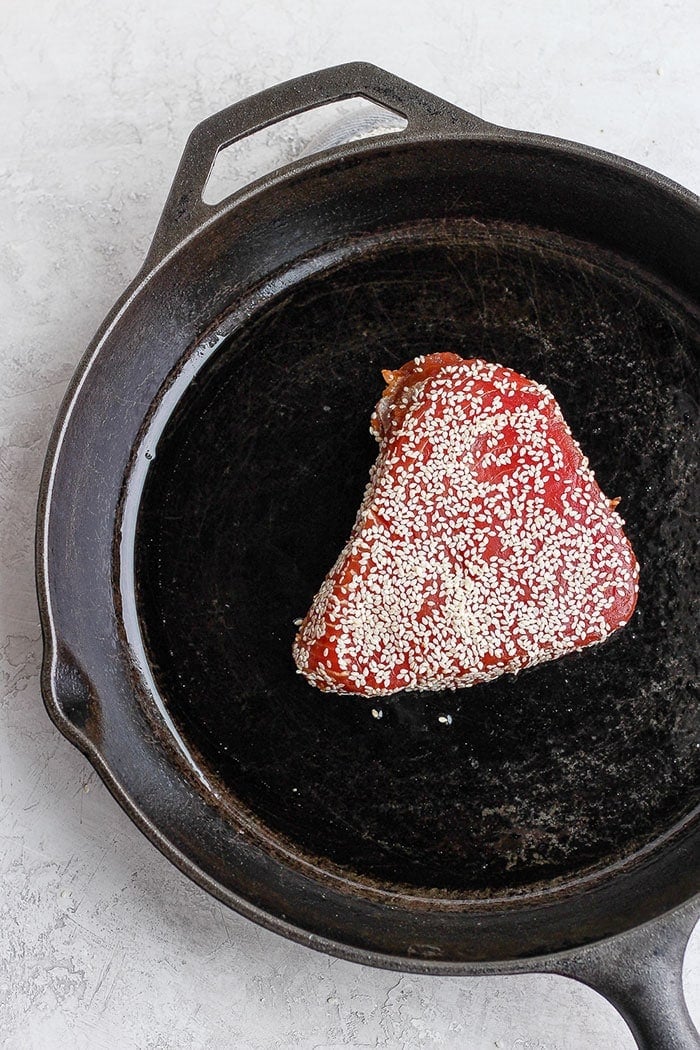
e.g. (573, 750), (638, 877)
(134, 216), (699, 898)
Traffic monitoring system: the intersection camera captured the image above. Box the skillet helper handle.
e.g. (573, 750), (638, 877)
(546, 898), (699, 1049)
(146, 62), (491, 265)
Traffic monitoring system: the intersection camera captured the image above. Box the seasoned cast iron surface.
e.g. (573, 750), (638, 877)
(135, 222), (699, 894)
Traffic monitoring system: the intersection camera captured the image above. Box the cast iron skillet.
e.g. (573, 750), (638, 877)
(37, 64), (699, 1048)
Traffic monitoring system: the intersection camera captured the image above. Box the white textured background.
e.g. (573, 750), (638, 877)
(1, 1), (698, 1047)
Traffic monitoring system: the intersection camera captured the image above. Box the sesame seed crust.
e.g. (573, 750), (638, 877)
(293, 353), (640, 697)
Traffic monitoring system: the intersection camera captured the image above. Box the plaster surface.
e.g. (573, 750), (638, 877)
(1, 2), (698, 1046)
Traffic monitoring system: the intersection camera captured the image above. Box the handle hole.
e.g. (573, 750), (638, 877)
(202, 97), (407, 206)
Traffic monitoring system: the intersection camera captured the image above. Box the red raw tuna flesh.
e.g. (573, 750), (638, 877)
(293, 353), (639, 697)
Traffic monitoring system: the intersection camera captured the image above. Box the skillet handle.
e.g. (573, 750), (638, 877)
(145, 62), (492, 265)
(544, 898), (699, 1049)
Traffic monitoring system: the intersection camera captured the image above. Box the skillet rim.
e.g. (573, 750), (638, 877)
(36, 114), (700, 969)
